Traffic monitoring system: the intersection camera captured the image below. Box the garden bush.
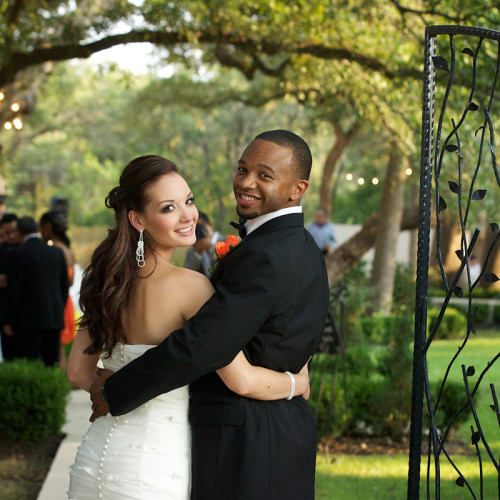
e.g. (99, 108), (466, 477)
(393, 264), (416, 310)
(427, 306), (468, 339)
(0, 359), (71, 442)
(453, 302), (493, 325)
(494, 304), (500, 324)
(356, 314), (402, 344)
(427, 379), (473, 433)
(311, 309), (414, 441)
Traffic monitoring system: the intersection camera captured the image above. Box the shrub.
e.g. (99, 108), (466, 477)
(0, 359), (71, 442)
(393, 264), (416, 310)
(311, 309), (414, 441)
(427, 306), (468, 339)
(494, 305), (500, 324)
(473, 303), (490, 324)
(426, 380), (473, 433)
(355, 314), (404, 345)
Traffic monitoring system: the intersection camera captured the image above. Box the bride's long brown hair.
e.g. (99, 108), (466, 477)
(79, 155), (179, 356)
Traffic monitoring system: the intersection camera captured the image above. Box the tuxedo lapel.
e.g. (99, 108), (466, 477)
(210, 213), (304, 285)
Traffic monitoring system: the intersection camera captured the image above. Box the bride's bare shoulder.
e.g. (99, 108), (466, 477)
(169, 266), (213, 292)
(167, 267), (214, 319)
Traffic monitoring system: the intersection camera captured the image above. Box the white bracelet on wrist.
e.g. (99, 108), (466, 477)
(284, 371), (295, 400)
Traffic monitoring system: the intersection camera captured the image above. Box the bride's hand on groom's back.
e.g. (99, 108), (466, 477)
(89, 368), (113, 422)
(296, 359), (311, 401)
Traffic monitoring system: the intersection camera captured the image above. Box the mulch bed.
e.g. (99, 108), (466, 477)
(0, 433), (64, 500)
(318, 435), (473, 456)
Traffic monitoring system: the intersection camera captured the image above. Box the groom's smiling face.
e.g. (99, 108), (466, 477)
(233, 139), (298, 219)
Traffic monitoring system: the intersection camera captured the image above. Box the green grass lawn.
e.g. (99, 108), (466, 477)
(315, 454), (498, 499)
(315, 329), (500, 499)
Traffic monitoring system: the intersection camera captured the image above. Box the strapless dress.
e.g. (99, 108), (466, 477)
(67, 343), (191, 499)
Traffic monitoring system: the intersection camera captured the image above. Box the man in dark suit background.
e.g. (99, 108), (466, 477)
(91, 130), (330, 499)
(4, 216), (69, 365)
(0, 212), (20, 360)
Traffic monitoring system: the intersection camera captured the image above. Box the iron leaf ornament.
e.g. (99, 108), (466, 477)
(448, 180), (460, 194)
(471, 189), (486, 200)
(432, 56), (449, 72)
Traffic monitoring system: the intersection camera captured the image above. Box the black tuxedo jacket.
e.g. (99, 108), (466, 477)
(105, 213), (330, 499)
(6, 237), (68, 334)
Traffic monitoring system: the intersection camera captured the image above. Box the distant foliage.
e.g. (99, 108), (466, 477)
(311, 302), (414, 441)
(0, 359), (71, 442)
(427, 306), (468, 340)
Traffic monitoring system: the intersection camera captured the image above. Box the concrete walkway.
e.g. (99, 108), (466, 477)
(37, 389), (92, 500)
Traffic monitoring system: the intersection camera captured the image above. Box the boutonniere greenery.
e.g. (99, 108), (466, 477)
(210, 235), (241, 272)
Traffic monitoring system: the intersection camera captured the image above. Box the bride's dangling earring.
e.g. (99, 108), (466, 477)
(136, 229), (145, 267)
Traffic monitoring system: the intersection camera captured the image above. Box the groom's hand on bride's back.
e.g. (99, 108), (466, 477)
(89, 368), (113, 422)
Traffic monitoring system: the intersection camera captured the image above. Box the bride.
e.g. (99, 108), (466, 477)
(66, 155), (310, 499)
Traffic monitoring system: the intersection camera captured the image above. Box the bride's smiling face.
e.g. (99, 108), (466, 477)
(130, 173), (198, 251)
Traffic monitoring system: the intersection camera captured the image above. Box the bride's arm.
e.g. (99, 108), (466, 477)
(217, 353), (310, 401)
(67, 327), (102, 392)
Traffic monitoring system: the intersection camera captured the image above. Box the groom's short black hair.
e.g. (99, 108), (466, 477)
(255, 130), (312, 180)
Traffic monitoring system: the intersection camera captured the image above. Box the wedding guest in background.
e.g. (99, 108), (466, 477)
(4, 216), (68, 365)
(0, 194), (6, 218)
(40, 211), (77, 370)
(469, 254), (482, 284)
(1, 212), (20, 247)
(0, 212), (19, 361)
(306, 207), (337, 255)
(183, 211), (225, 277)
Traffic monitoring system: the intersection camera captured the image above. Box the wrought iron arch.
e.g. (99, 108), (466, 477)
(408, 25), (500, 499)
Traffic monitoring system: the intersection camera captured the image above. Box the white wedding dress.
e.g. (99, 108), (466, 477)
(67, 344), (191, 500)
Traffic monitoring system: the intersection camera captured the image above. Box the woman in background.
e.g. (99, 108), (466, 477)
(40, 211), (76, 370)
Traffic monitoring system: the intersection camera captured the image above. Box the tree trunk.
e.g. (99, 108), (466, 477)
(369, 145), (407, 313)
(408, 184), (419, 273)
(324, 204), (424, 288)
(319, 121), (360, 216)
(482, 222), (500, 291)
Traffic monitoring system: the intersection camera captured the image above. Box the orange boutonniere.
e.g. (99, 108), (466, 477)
(210, 235), (242, 273)
(215, 235), (241, 259)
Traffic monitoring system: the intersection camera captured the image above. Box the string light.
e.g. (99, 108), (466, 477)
(0, 92), (4, 101)
(13, 117), (23, 130)
(406, 168), (413, 176)
(357, 177), (365, 185)
(372, 177), (379, 185)
(4, 122), (12, 130)
(11, 102), (20, 112)
(346, 173), (353, 181)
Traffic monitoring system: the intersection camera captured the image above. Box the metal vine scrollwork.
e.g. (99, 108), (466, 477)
(408, 26), (500, 499)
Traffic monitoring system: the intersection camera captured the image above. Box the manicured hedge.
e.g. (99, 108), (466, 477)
(0, 359), (71, 442)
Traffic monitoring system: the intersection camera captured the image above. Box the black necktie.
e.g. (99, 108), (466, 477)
(230, 217), (247, 238)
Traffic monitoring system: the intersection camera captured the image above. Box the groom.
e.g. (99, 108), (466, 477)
(90, 130), (330, 499)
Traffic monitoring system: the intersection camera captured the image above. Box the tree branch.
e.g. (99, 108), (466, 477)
(0, 28), (421, 88)
(387, 0), (461, 23)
